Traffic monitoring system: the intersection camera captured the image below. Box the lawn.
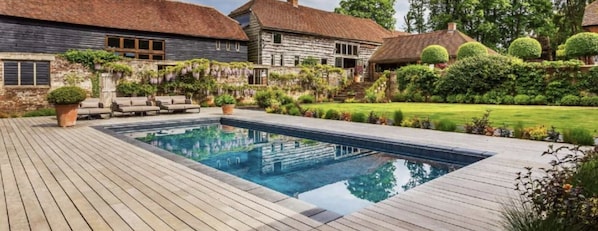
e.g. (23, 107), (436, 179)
(303, 103), (598, 134)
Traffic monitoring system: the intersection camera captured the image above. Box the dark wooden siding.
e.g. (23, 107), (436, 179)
(0, 16), (247, 62)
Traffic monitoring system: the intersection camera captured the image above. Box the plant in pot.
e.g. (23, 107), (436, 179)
(215, 94), (236, 115)
(47, 86), (87, 127)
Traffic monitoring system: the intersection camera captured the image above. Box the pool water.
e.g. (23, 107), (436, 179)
(128, 123), (459, 215)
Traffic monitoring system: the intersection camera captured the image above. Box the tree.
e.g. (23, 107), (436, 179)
(334, 0), (397, 30)
(403, 0), (426, 33)
(508, 37), (542, 60)
(421, 45), (449, 64)
(565, 32), (598, 64)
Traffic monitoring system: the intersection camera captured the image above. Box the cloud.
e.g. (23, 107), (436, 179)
(182, 0), (408, 30)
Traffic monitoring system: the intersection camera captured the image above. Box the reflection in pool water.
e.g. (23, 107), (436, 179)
(129, 123), (459, 215)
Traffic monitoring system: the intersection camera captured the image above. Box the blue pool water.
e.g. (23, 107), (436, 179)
(128, 123), (459, 215)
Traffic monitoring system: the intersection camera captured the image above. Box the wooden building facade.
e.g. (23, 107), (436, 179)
(230, 0), (393, 80)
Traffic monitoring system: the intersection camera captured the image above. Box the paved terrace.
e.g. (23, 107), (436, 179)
(0, 108), (565, 230)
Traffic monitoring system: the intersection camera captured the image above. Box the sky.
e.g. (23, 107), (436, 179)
(182, 0), (410, 30)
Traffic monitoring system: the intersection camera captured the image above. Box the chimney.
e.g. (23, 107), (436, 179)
(288, 0), (298, 7)
(447, 22), (457, 32)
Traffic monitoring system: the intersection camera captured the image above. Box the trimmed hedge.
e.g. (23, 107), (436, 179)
(565, 32), (598, 58)
(421, 45), (449, 64)
(457, 42), (488, 59)
(508, 37), (542, 60)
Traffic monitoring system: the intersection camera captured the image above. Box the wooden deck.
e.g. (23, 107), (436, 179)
(0, 108), (564, 230)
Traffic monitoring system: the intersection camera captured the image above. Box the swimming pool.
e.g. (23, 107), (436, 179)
(122, 122), (461, 215)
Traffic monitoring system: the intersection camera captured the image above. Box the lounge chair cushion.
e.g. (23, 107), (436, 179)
(80, 102), (98, 108)
(172, 98), (187, 104)
(131, 100), (147, 106)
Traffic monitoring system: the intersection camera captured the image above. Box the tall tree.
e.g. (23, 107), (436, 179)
(404, 0), (427, 33)
(335, 0), (398, 30)
(553, 0), (596, 48)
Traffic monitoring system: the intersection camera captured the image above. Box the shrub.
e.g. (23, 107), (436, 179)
(367, 111), (379, 124)
(430, 95), (444, 103)
(473, 95), (484, 104)
(524, 125), (548, 141)
(61, 49), (121, 70)
(391, 92), (407, 102)
(396, 65), (438, 97)
(297, 94), (315, 104)
(324, 109), (340, 120)
(364, 91), (377, 103)
(501, 95), (514, 105)
(401, 117), (421, 128)
(545, 81), (577, 103)
(314, 108), (326, 118)
(436, 55), (515, 97)
(455, 94), (470, 103)
(532, 95), (547, 105)
(287, 106), (301, 116)
(392, 110), (404, 126)
(408, 92), (424, 102)
(508, 37), (542, 60)
(580, 96), (598, 106)
(464, 110), (492, 135)
(559, 94), (580, 106)
(506, 146), (598, 230)
(116, 81), (156, 96)
(434, 119), (457, 131)
(255, 89), (292, 108)
(513, 122), (525, 139)
(446, 95), (457, 103)
(456, 42), (488, 60)
(513, 94), (531, 105)
(563, 128), (595, 145)
(565, 32), (598, 58)
(22, 108), (56, 117)
(47, 86), (87, 105)
(421, 45), (449, 64)
(350, 112), (367, 122)
(574, 156), (598, 195)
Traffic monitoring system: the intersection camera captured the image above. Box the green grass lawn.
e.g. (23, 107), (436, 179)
(303, 103), (598, 135)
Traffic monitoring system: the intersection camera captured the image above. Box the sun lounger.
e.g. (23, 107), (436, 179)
(77, 98), (112, 119)
(112, 97), (160, 116)
(155, 95), (201, 113)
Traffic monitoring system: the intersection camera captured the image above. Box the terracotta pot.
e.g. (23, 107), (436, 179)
(54, 104), (79, 127)
(353, 75), (361, 83)
(221, 104), (235, 115)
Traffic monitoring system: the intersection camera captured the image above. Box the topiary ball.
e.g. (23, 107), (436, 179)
(421, 45), (449, 64)
(47, 86), (87, 105)
(565, 32), (598, 58)
(508, 37), (542, 60)
(457, 42), (488, 60)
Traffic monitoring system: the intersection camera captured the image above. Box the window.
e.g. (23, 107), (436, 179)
(273, 33), (282, 44)
(226, 41), (231, 51)
(216, 40), (221, 50)
(321, 58), (328, 65)
(235, 42), (240, 52)
(271, 54), (275, 66)
(335, 42), (359, 56)
(3, 60), (50, 86)
(280, 54), (283, 66)
(105, 35), (165, 60)
(249, 68), (268, 85)
(294, 56), (300, 66)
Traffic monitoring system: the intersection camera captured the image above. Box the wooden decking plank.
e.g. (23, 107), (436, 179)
(7, 120), (71, 231)
(1, 120), (31, 231)
(364, 202), (467, 231)
(27, 120), (131, 231)
(325, 220), (359, 231)
(353, 207), (432, 231)
(79, 128), (309, 231)
(331, 217), (376, 231)
(411, 186), (503, 212)
(312, 224), (341, 231)
(340, 213), (408, 231)
(0, 120), (14, 231)
(61, 128), (234, 231)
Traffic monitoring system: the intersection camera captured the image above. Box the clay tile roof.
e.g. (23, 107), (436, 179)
(0, 0), (248, 41)
(369, 30), (497, 64)
(230, 0), (394, 44)
(583, 1), (598, 27)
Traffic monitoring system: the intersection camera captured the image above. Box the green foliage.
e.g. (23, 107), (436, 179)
(510, 146), (598, 230)
(350, 112), (367, 122)
(22, 108), (56, 117)
(508, 37), (542, 60)
(456, 42), (488, 60)
(297, 94), (315, 104)
(254, 89), (293, 108)
(396, 65), (438, 98)
(514, 94), (531, 105)
(401, 116), (421, 128)
(90, 73), (100, 98)
(559, 94), (580, 106)
(565, 32), (598, 58)
(573, 156), (598, 195)
(215, 94), (236, 106)
(116, 81), (156, 97)
(334, 0), (397, 30)
(47, 86), (87, 105)
(430, 95), (444, 103)
(60, 49), (121, 70)
(103, 62), (133, 76)
(324, 109), (341, 120)
(580, 96), (598, 107)
(532, 95), (547, 105)
(581, 67), (598, 95)
(391, 92), (407, 102)
(434, 119), (457, 132)
(392, 110), (404, 126)
(421, 45), (449, 64)
(437, 55), (516, 97)
(545, 81), (577, 104)
(464, 110), (492, 135)
(563, 128), (595, 145)
(524, 126), (548, 141)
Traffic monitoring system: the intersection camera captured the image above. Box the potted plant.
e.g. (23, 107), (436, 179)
(47, 86), (87, 127)
(215, 94), (236, 115)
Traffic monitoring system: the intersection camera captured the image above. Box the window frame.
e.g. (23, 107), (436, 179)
(216, 40), (221, 50)
(273, 33), (282, 44)
(3, 60), (50, 87)
(334, 42), (359, 57)
(104, 35), (165, 60)
(235, 42), (240, 52)
(226, 41), (231, 51)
